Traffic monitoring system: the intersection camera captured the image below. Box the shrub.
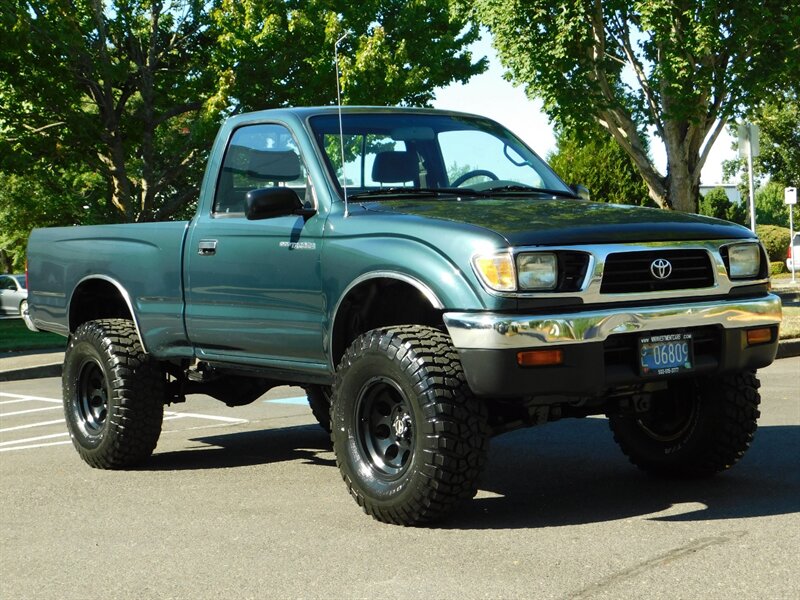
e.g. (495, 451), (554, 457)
(769, 261), (786, 276)
(756, 224), (791, 261)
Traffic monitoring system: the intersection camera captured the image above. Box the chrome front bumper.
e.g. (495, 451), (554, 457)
(443, 294), (782, 350)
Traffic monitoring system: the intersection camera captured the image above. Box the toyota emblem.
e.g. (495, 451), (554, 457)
(650, 258), (672, 280)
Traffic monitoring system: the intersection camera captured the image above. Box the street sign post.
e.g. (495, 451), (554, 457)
(738, 123), (760, 233)
(786, 187), (797, 282)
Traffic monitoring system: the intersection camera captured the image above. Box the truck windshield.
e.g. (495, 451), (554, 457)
(308, 113), (574, 200)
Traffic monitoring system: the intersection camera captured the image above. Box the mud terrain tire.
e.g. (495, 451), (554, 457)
(62, 319), (165, 468)
(331, 325), (489, 525)
(608, 371), (761, 477)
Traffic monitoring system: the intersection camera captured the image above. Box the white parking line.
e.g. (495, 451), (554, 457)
(0, 432), (70, 447)
(0, 406), (63, 417)
(0, 392), (248, 453)
(165, 411), (247, 424)
(0, 398), (53, 406)
(0, 392), (62, 404)
(0, 440), (72, 452)
(0, 419), (64, 434)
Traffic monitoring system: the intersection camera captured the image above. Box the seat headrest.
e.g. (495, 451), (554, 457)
(371, 151), (417, 184)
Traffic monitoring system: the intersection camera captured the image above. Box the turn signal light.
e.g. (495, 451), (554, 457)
(746, 327), (773, 346)
(517, 349), (563, 367)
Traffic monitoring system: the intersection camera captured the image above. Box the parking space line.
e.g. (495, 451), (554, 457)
(265, 396), (309, 406)
(165, 411), (248, 424)
(0, 419), (64, 434)
(0, 398), (54, 406)
(0, 392), (62, 404)
(0, 440), (72, 452)
(1, 406), (63, 417)
(0, 432), (70, 447)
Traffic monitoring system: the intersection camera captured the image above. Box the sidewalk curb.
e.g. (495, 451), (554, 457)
(776, 338), (800, 360)
(0, 363), (62, 382)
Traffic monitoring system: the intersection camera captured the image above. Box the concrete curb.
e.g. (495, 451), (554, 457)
(776, 338), (800, 360)
(0, 363), (62, 382)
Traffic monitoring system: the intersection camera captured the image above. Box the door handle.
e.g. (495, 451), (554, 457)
(198, 239), (217, 256)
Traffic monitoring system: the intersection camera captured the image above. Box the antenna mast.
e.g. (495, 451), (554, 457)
(335, 32), (349, 217)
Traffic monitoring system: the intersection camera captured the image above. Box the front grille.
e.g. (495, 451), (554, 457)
(600, 249), (714, 293)
(557, 252), (590, 292)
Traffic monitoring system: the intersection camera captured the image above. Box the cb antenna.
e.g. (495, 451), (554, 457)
(335, 31), (349, 217)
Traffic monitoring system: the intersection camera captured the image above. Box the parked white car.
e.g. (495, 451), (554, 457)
(0, 274), (28, 318)
(787, 233), (800, 271)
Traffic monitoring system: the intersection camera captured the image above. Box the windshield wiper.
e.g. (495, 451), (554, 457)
(348, 187), (487, 200)
(479, 185), (578, 199)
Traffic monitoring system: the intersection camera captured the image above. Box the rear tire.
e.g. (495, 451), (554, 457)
(304, 385), (332, 432)
(608, 371), (761, 477)
(331, 325), (489, 525)
(62, 319), (165, 468)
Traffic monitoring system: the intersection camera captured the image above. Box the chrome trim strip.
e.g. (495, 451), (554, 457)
(471, 240), (768, 303)
(443, 294), (782, 350)
(69, 275), (148, 354)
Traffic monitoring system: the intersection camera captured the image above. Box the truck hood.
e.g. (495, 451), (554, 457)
(361, 197), (754, 245)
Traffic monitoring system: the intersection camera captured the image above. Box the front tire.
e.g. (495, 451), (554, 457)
(62, 319), (165, 468)
(331, 325), (489, 525)
(608, 371), (761, 477)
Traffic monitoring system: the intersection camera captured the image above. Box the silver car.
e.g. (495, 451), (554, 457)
(0, 274), (28, 317)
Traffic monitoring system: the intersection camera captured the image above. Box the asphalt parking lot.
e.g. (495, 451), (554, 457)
(1, 358), (798, 599)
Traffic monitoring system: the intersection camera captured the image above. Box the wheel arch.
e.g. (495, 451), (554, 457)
(68, 275), (147, 353)
(329, 272), (444, 369)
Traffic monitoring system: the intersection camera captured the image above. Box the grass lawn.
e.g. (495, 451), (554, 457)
(780, 306), (800, 339)
(0, 319), (66, 353)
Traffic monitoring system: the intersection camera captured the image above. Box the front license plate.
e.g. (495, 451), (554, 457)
(638, 332), (694, 376)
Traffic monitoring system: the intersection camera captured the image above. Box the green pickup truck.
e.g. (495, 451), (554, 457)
(26, 107), (782, 525)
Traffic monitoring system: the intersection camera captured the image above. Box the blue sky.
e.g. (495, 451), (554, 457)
(432, 34), (734, 186)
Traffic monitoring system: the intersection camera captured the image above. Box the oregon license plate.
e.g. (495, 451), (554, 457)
(638, 332), (694, 376)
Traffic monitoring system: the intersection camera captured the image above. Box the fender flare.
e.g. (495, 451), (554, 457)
(68, 274), (148, 354)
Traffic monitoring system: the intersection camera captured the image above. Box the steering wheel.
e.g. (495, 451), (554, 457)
(451, 169), (499, 187)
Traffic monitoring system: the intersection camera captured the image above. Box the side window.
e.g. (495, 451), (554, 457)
(214, 123), (313, 214)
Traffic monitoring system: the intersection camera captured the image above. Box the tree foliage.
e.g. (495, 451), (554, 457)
(698, 186), (745, 225)
(723, 91), (800, 190)
(547, 125), (650, 206)
(465, 0), (800, 213)
(755, 181), (790, 228)
(0, 1), (484, 270)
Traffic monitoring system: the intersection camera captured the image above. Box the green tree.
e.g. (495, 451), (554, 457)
(465, 0), (800, 212)
(698, 186), (746, 225)
(547, 125), (650, 206)
(0, 0), (484, 261)
(723, 91), (800, 189)
(755, 181), (790, 227)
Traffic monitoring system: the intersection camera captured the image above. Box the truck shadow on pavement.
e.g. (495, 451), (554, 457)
(143, 424), (335, 471)
(139, 417), (799, 530)
(445, 418), (800, 530)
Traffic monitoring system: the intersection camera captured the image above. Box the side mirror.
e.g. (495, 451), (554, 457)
(245, 187), (315, 220)
(569, 184), (591, 201)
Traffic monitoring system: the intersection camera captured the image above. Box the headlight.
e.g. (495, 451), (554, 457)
(728, 243), (761, 279)
(473, 253), (515, 291)
(517, 253), (558, 290)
